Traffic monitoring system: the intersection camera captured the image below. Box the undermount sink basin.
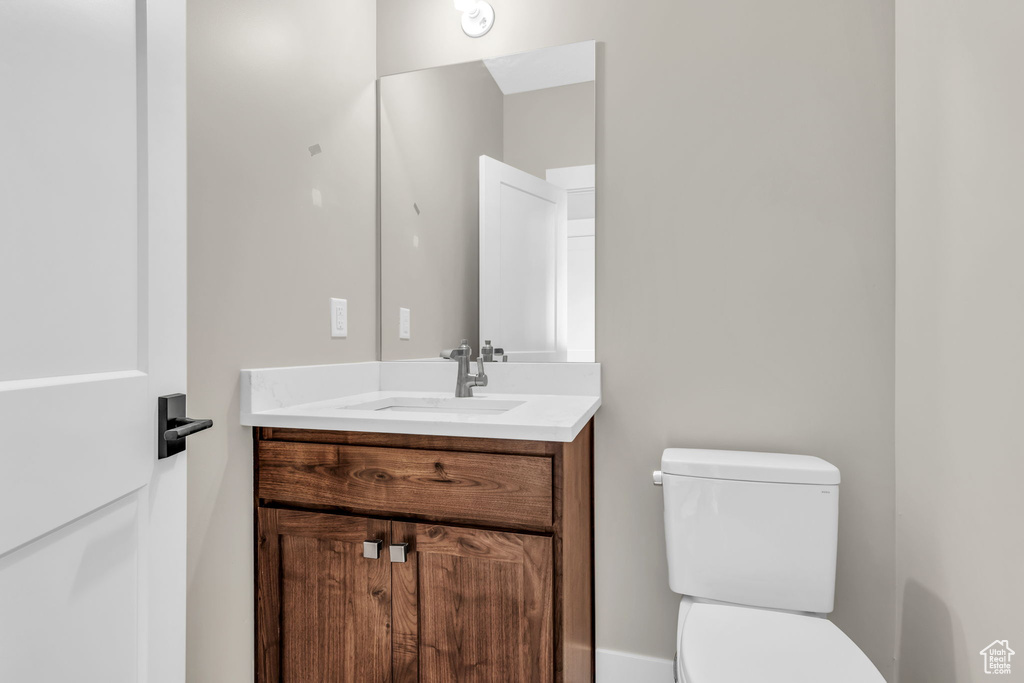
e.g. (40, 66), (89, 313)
(346, 396), (525, 416)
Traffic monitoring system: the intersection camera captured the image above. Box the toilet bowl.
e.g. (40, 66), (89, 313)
(656, 449), (884, 683)
(674, 598), (883, 683)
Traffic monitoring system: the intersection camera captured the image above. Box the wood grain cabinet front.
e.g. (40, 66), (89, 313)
(254, 421), (593, 682)
(391, 522), (553, 683)
(256, 508), (392, 683)
(257, 441), (553, 531)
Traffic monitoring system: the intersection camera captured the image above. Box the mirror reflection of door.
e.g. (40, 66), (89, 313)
(479, 156), (569, 362)
(378, 41), (596, 362)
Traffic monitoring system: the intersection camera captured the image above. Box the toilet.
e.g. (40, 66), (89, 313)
(655, 449), (884, 683)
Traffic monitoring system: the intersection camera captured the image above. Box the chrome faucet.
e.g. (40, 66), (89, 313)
(440, 339), (488, 397)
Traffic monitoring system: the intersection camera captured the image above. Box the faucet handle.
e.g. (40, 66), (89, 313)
(475, 358), (489, 387)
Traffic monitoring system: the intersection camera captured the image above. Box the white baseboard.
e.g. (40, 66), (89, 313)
(596, 648), (674, 682)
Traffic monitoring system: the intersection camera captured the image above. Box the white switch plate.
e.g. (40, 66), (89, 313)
(330, 298), (348, 338)
(399, 307), (411, 340)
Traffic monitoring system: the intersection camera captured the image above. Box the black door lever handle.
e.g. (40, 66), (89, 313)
(163, 417), (214, 442)
(159, 394), (213, 459)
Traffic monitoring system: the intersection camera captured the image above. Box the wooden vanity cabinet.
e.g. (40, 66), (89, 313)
(254, 421), (593, 683)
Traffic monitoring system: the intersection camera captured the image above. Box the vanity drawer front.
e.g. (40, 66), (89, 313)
(258, 442), (553, 529)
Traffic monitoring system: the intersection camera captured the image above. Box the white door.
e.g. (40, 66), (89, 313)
(479, 155), (569, 362)
(0, 1), (188, 681)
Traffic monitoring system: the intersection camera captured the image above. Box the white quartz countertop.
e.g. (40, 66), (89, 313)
(241, 361), (601, 443)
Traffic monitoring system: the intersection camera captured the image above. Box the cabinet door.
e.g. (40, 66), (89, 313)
(392, 522), (553, 682)
(257, 508), (391, 682)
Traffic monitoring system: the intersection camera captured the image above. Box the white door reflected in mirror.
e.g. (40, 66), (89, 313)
(479, 155), (568, 362)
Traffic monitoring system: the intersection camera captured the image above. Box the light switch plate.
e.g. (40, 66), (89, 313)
(399, 307), (411, 340)
(330, 298), (348, 338)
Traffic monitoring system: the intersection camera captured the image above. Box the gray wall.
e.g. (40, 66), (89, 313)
(380, 61), (503, 360)
(379, 0), (896, 676)
(186, 0), (377, 679)
(895, 0), (1024, 680)
(503, 82), (596, 179)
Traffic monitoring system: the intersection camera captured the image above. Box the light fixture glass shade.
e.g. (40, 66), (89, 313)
(455, 0), (493, 37)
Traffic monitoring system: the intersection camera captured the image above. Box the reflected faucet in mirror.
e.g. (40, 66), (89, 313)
(440, 339), (489, 397)
(480, 340), (507, 363)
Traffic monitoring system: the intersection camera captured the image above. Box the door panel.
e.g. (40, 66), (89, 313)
(0, 493), (139, 682)
(479, 155), (568, 362)
(0, 0), (187, 679)
(392, 521), (553, 683)
(0, 0), (139, 382)
(0, 372), (150, 553)
(257, 509), (392, 683)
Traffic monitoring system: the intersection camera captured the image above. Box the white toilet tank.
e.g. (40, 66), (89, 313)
(660, 449), (841, 614)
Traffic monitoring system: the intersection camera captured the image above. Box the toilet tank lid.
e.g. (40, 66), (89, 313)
(661, 448), (840, 485)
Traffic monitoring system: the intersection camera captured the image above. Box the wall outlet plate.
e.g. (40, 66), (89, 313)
(399, 307), (411, 340)
(331, 298), (348, 338)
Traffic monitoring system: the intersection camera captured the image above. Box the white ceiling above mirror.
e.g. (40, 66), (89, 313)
(482, 40), (596, 94)
(379, 41), (596, 363)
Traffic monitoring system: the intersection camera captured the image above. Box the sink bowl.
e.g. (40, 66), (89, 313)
(346, 396), (525, 416)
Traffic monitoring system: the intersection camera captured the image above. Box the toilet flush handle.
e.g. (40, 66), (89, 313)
(653, 471), (663, 486)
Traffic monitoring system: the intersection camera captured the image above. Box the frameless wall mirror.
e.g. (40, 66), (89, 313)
(379, 41), (596, 362)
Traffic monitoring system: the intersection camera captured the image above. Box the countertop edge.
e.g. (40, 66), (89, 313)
(243, 397), (600, 444)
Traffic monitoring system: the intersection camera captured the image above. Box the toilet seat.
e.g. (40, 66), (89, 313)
(677, 600), (884, 683)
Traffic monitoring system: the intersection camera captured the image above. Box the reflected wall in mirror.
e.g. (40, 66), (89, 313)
(380, 41), (596, 362)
